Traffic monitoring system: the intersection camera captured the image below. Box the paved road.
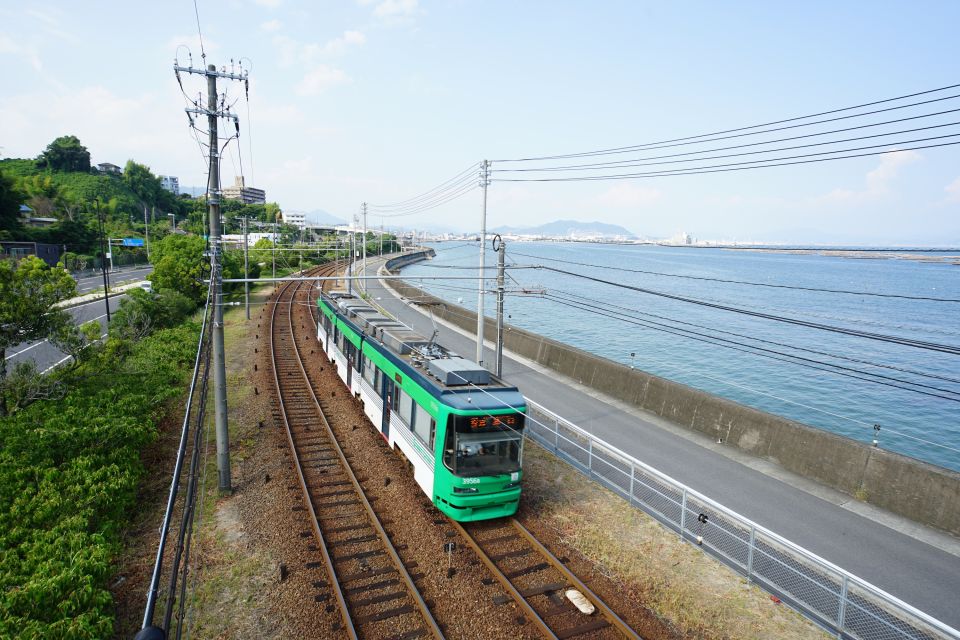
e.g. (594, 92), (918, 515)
(354, 257), (960, 629)
(73, 265), (153, 294)
(6, 266), (151, 374)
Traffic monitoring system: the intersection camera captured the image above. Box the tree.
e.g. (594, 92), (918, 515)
(0, 169), (24, 232)
(0, 256), (78, 416)
(149, 234), (208, 304)
(109, 288), (196, 341)
(36, 135), (91, 172)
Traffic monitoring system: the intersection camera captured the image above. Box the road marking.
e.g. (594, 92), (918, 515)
(8, 340), (48, 359)
(40, 333), (108, 374)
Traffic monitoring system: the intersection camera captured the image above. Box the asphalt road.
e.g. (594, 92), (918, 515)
(6, 266), (152, 373)
(356, 256), (960, 629)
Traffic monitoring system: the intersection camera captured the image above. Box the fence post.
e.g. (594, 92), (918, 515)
(587, 439), (594, 478)
(679, 488), (688, 541)
(837, 575), (849, 637)
(747, 526), (756, 581)
(629, 465), (636, 507)
(554, 415), (560, 451)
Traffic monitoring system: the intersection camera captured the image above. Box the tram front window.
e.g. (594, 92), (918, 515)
(450, 433), (522, 476)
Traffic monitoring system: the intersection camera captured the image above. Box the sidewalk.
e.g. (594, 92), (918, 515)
(56, 280), (148, 310)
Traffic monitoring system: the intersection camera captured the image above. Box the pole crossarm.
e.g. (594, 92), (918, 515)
(184, 106), (239, 123)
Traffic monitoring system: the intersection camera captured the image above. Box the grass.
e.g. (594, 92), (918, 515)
(521, 443), (830, 640)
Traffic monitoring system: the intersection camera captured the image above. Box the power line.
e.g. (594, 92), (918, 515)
(369, 162), (480, 211)
(506, 249), (960, 302)
(548, 287), (960, 386)
(535, 266), (960, 355)
(495, 119), (960, 173)
(543, 290), (960, 400)
(494, 140), (960, 182)
(494, 83), (960, 162)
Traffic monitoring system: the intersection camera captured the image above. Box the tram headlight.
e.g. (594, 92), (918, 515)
(453, 486), (479, 494)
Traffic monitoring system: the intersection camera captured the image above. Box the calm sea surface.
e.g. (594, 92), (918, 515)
(402, 242), (960, 472)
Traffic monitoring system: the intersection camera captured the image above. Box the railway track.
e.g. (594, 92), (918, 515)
(452, 518), (641, 640)
(270, 259), (645, 640)
(268, 265), (443, 640)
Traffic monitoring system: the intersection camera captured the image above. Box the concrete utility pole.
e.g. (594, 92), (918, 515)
(272, 222), (277, 279)
(176, 59), (248, 493)
(476, 159), (491, 367)
(348, 216), (356, 295)
(95, 200), (111, 323)
(143, 204), (151, 261)
(494, 235), (506, 378)
(361, 202), (368, 292)
(243, 216), (250, 319)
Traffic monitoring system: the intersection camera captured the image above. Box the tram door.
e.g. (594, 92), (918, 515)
(381, 376), (393, 438)
(345, 343), (354, 388)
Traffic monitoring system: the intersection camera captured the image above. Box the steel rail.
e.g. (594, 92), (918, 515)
(449, 517), (644, 640)
(274, 263), (444, 639)
(270, 267), (357, 639)
(510, 519), (642, 640)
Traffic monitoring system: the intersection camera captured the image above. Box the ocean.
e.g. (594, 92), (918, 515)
(401, 242), (960, 472)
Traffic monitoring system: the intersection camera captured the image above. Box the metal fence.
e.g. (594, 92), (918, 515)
(524, 399), (959, 640)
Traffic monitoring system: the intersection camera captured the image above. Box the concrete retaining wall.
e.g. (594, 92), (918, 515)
(382, 263), (960, 536)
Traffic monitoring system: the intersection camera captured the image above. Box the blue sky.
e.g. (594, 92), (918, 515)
(1, 1), (958, 244)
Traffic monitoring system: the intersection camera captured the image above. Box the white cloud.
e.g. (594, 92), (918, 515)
(373, 0), (419, 18)
(944, 176), (960, 203)
(260, 19), (282, 32)
(323, 30), (366, 55)
(595, 183), (662, 208)
(0, 34), (42, 71)
(296, 65), (351, 96)
(816, 150), (921, 205)
(254, 0), (282, 7)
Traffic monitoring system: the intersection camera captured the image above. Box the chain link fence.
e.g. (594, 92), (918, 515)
(524, 399), (959, 640)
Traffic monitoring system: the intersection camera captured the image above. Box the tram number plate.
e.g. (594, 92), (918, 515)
(462, 477), (480, 485)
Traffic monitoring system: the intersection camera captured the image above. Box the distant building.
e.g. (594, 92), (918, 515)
(221, 232), (278, 248)
(222, 176), (265, 205)
(282, 210), (306, 230)
(1, 241), (63, 266)
(159, 175), (180, 195)
(96, 162), (122, 175)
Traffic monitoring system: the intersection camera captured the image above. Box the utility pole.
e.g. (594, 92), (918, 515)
(494, 235), (506, 378)
(96, 200), (111, 323)
(361, 202), (367, 292)
(272, 222), (276, 279)
(348, 216), (356, 295)
(243, 216), (250, 319)
(380, 219), (384, 256)
(143, 204), (150, 261)
(175, 59), (248, 493)
(476, 159), (491, 367)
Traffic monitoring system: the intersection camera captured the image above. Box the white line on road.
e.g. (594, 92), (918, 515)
(8, 340), (48, 359)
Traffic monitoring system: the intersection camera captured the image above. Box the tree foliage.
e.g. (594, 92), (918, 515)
(0, 322), (198, 638)
(0, 169), (25, 233)
(109, 288), (196, 341)
(36, 135), (91, 173)
(148, 234), (208, 303)
(0, 256), (78, 416)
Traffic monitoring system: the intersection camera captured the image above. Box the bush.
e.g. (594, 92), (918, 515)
(0, 323), (199, 638)
(109, 289), (196, 341)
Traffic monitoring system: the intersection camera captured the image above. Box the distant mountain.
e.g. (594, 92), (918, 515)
(306, 209), (347, 225)
(491, 219), (637, 238)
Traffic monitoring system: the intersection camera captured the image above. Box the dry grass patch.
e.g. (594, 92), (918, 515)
(521, 443), (829, 640)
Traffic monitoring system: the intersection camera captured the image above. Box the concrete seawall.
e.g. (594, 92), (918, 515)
(382, 253), (960, 536)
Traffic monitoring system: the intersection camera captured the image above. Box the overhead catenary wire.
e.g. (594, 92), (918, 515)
(534, 265), (960, 355)
(369, 162), (481, 212)
(506, 249), (960, 303)
(493, 84), (960, 162)
(541, 290), (960, 402)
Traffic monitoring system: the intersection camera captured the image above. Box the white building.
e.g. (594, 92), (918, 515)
(222, 176), (266, 205)
(282, 210), (306, 230)
(159, 175), (180, 195)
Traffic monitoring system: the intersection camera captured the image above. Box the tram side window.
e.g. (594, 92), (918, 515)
(412, 403), (433, 447)
(362, 355), (376, 385)
(397, 389), (414, 427)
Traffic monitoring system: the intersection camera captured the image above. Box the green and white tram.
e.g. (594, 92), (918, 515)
(317, 290), (526, 521)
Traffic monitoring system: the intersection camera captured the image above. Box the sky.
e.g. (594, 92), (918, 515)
(1, 1), (959, 245)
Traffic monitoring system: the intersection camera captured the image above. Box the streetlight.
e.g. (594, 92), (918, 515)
(168, 213), (176, 231)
